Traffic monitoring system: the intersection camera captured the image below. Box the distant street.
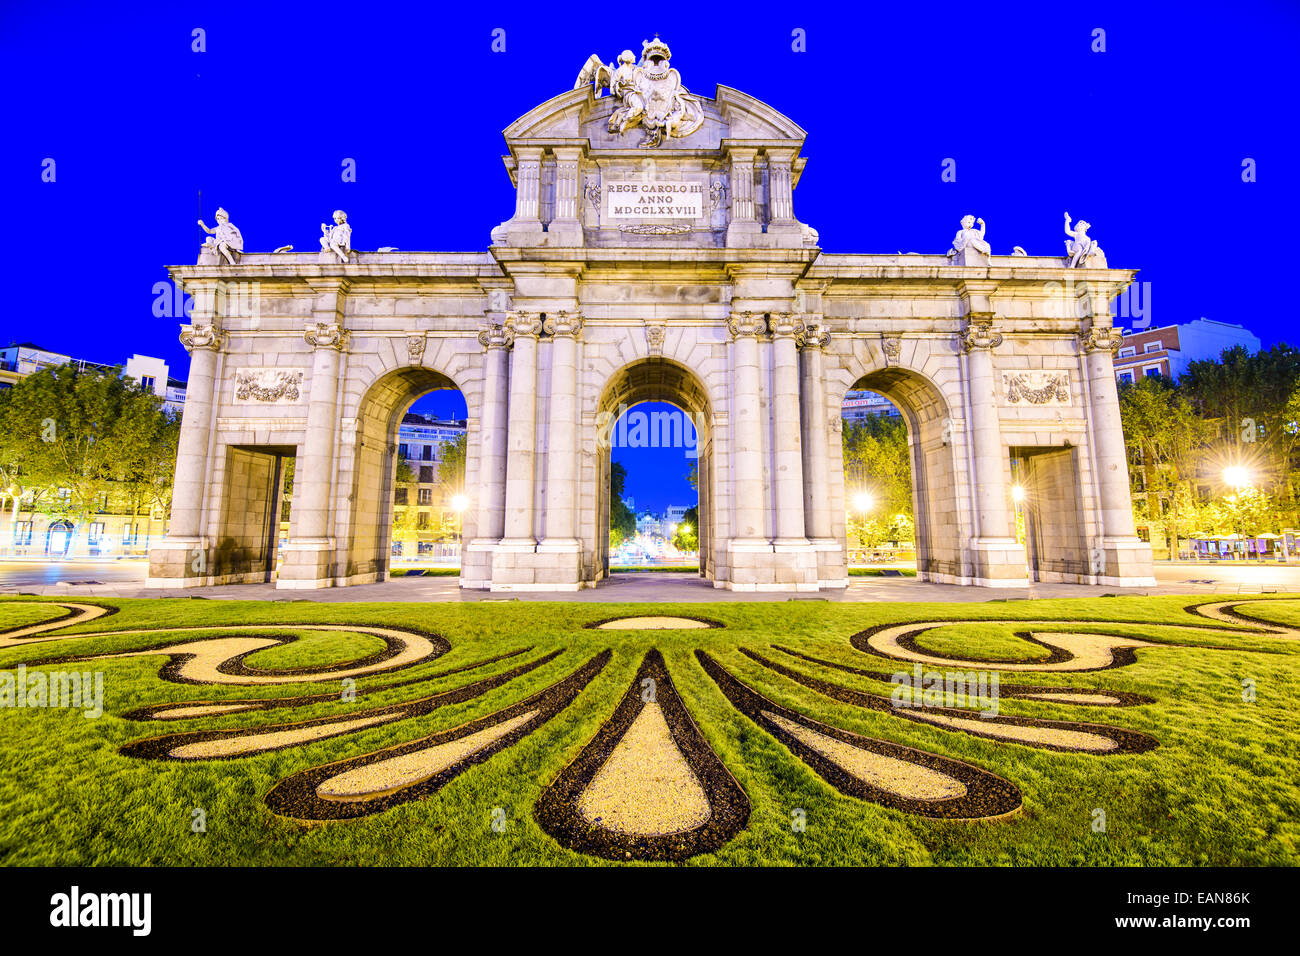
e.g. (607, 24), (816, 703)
(3, 557), (1300, 601)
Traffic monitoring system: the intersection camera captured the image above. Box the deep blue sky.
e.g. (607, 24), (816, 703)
(3, 0), (1296, 513)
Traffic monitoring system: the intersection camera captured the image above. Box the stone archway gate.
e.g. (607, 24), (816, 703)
(148, 58), (1154, 592)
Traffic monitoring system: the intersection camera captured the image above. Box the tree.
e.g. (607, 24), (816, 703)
(1118, 375), (1216, 557)
(672, 504), (698, 552)
(842, 415), (913, 547)
(609, 460), (636, 547)
(0, 363), (173, 550)
(436, 432), (467, 494)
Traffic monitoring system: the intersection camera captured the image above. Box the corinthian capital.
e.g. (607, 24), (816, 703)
(304, 321), (349, 350)
(727, 311), (767, 340)
(1079, 324), (1125, 353)
(478, 322), (515, 350)
(179, 323), (224, 353)
(542, 310), (583, 339)
(960, 315), (1003, 352)
(505, 310), (542, 338)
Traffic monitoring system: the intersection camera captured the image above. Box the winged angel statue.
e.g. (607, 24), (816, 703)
(575, 36), (705, 148)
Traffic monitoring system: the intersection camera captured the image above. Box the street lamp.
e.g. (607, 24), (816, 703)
(1011, 484), (1026, 504)
(1222, 466), (1252, 490)
(853, 492), (875, 513)
(450, 494), (469, 545)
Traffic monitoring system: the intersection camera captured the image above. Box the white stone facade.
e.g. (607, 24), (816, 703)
(147, 77), (1154, 592)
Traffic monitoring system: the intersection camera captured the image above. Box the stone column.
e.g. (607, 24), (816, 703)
(727, 311), (768, 542)
(725, 148), (761, 247)
(147, 290), (225, 587)
(769, 312), (807, 545)
(472, 322), (513, 544)
(961, 313), (1028, 585)
(500, 310), (542, 547)
(765, 148), (802, 245)
(1081, 320), (1156, 584)
(279, 283), (349, 588)
(540, 311), (582, 550)
(798, 320), (833, 541)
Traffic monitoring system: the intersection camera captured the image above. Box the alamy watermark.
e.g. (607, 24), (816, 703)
(890, 664), (1000, 717)
(596, 403), (707, 458)
(0, 664), (104, 718)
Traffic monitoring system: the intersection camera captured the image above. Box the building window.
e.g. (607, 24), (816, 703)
(417, 512), (429, 530)
(1144, 365), (1162, 378)
(140, 375), (156, 390)
(1118, 347), (1136, 357)
(417, 488), (433, 506)
(1118, 370), (1136, 383)
(398, 443), (409, 460)
(1143, 341), (1162, 353)
(419, 466), (434, 483)
(13, 521), (32, 545)
(394, 487), (408, 505)
(422, 445), (432, 461)
(88, 522), (105, 544)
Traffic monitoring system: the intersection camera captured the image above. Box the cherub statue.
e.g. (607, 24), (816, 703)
(320, 209), (352, 263)
(1064, 212), (1106, 268)
(197, 208), (243, 265)
(949, 215), (992, 257)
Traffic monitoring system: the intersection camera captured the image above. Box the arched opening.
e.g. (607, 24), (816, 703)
(345, 366), (469, 584)
(45, 520), (75, 557)
(838, 369), (964, 581)
(594, 359), (714, 583)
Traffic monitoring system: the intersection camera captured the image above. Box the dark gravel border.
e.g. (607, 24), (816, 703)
(120, 649), (565, 761)
(696, 650), (1022, 820)
(771, 644), (1155, 707)
(742, 648), (1159, 755)
(263, 650), (612, 822)
(123, 647), (533, 721)
(534, 649), (750, 862)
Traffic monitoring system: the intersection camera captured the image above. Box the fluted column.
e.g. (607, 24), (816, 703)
(769, 312), (807, 544)
(514, 149), (543, 222)
(473, 322), (513, 544)
(767, 149), (796, 223)
(728, 311), (767, 541)
(540, 311), (583, 548)
(1081, 324), (1139, 540)
(961, 314), (1013, 541)
(169, 313), (225, 538)
(798, 320), (833, 541)
(292, 320), (349, 541)
(501, 310), (542, 546)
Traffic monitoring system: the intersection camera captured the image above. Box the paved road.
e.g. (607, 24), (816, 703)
(2, 558), (1297, 603)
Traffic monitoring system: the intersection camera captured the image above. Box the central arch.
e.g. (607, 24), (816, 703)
(339, 365), (467, 585)
(592, 358), (715, 585)
(836, 366), (969, 584)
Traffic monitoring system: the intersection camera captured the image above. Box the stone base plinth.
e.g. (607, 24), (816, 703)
(146, 538), (207, 588)
(460, 539), (499, 590)
(275, 539), (336, 590)
(490, 540), (584, 591)
(968, 537), (1030, 588)
(724, 539), (820, 591)
(1093, 537), (1157, 587)
(810, 538), (849, 588)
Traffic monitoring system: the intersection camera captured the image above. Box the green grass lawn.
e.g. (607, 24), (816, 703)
(0, 594), (1296, 866)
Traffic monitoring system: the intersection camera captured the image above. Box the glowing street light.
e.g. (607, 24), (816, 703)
(1222, 466), (1252, 490)
(853, 492), (875, 513)
(450, 493), (469, 513)
(1011, 484), (1026, 504)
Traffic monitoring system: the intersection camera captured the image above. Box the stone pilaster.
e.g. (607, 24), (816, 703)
(960, 310), (1029, 586)
(506, 147), (545, 244)
(765, 148), (802, 245)
(146, 287), (225, 587)
(278, 281), (350, 589)
(548, 148), (584, 246)
(1080, 320), (1157, 585)
(725, 148), (761, 247)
